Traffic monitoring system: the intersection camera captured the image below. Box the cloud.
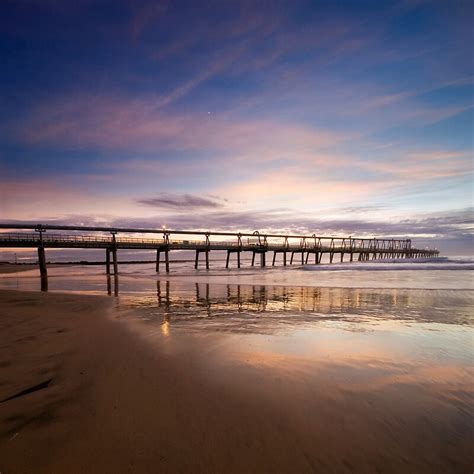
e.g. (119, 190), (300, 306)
(16, 92), (349, 154)
(130, 1), (168, 40)
(369, 149), (472, 181)
(137, 193), (225, 210)
(9, 205), (466, 240)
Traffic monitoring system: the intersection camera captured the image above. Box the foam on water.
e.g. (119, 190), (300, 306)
(303, 257), (474, 272)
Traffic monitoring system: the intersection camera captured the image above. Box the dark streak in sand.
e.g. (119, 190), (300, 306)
(1, 379), (53, 403)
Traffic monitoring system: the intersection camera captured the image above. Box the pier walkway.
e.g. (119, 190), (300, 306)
(0, 224), (439, 278)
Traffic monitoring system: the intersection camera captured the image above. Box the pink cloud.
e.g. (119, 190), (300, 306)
(19, 93), (350, 155)
(0, 177), (142, 221)
(370, 150), (472, 181)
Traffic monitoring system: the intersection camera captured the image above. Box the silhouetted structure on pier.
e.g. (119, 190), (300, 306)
(0, 224), (439, 281)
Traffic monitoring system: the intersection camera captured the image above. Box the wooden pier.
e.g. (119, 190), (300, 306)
(0, 224), (439, 279)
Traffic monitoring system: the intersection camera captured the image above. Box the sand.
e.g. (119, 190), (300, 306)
(0, 264), (39, 274)
(0, 289), (471, 473)
(1, 290), (323, 473)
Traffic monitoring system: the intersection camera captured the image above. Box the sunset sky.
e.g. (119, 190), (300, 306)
(1, 0), (473, 253)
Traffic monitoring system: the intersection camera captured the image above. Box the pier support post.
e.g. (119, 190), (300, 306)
(156, 249), (160, 272)
(290, 252), (294, 264)
(226, 250), (230, 269)
(195, 250), (199, 269)
(237, 251), (241, 268)
(341, 253), (344, 263)
(260, 252), (266, 267)
(330, 252), (334, 264)
(251, 252), (255, 267)
(165, 250), (169, 273)
(106, 248), (111, 275)
(272, 251), (277, 266)
(40, 276), (48, 292)
(205, 251), (209, 270)
(350, 253), (353, 262)
(301, 252), (304, 265)
(112, 248), (118, 275)
(38, 246), (47, 278)
(283, 252), (287, 266)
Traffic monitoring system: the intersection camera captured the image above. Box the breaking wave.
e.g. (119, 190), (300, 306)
(303, 257), (474, 272)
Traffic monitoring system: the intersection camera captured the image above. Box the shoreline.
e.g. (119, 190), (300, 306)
(0, 289), (472, 473)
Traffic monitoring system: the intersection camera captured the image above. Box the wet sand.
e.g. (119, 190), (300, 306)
(0, 263), (71, 274)
(0, 264), (39, 274)
(0, 289), (472, 473)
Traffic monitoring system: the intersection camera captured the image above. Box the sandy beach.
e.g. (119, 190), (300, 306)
(0, 287), (472, 473)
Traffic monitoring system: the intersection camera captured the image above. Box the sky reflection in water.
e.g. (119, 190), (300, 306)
(115, 277), (473, 472)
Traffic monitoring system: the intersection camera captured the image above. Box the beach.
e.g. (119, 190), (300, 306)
(0, 264), (472, 473)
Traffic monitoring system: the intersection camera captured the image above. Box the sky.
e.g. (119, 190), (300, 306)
(0, 0), (473, 254)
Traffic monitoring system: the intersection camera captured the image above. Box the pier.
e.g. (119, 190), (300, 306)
(0, 224), (439, 280)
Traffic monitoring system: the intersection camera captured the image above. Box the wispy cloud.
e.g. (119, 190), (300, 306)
(137, 193), (225, 210)
(130, 1), (168, 40)
(17, 93), (350, 154)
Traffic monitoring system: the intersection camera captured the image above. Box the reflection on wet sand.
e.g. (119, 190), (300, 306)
(106, 275), (119, 296)
(111, 280), (474, 473)
(121, 280), (473, 332)
(40, 274), (48, 292)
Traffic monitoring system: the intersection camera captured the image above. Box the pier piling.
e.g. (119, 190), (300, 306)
(38, 246), (47, 278)
(112, 248), (118, 275)
(106, 249), (111, 275)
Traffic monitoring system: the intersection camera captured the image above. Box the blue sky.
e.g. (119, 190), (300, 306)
(0, 0), (472, 253)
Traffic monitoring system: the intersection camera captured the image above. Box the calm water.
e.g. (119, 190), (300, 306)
(1, 257), (473, 470)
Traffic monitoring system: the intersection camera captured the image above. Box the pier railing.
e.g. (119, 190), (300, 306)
(0, 231), (416, 250)
(0, 232), (418, 251)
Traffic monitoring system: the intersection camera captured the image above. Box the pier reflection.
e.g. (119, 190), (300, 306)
(152, 280), (413, 313)
(106, 275), (119, 296)
(123, 280), (471, 333)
